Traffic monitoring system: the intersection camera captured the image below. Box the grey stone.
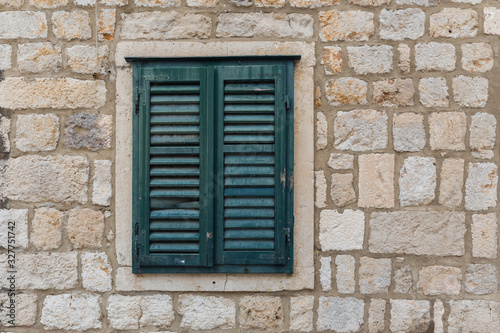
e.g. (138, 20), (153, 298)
(398, 44), (410, 73)
(379, 9), (425, 40)
(394, 265), (413, 293)
(393, 113), (425, 152)
(41, 293), (102, 330)
(369, 299), (386, 333)
(290, 296), (314, 332)
(330, 173), (356, 207)
(415, 43), (456, 72)
(434, 300), (444, 333)
(65, 113), (112, 151)
(316, 112), (327, 150)
(0, 209), (28, 250)
(317, 297), (364, 332)
(320, 256), (332, 291)
(335, 255), (355, 294)
(347, 45), (393, 75)
(419, 77), (449, 107)
(315, 170), (327, 208)
(390, 300), (430, 333)
(452, 75), (488, 108)
(465, 263), (498, 294)
(334, 110), (388, 151)
(396, 0), (438, 5)
(0, 12), (47, 39)
(320, 209), (364, 251)
(472, 213), (498, 258)
(178, 295), (235, 330)
(449, 300), (500, 332)
(485, 7), (500, 35)
(239, 296), (283, 330)
(92, 159), (112, 206)
(439, 158), (464, 208)
(470, 112), (496, 159)
(399, 156), (436, 206)
(0, 117), (10, 154)
(0, 45), (12, 70)
(359, 257), (391, 294)
(465, 162), (497, 211)
(107, 295), (141, 330)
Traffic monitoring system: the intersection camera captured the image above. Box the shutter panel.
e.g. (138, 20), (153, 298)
(215, 65), (288, 266)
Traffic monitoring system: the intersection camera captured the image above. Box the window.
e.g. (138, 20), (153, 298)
(130, 57), (297, 274)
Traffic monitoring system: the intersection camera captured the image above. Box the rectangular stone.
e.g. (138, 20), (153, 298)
(93, 160), (112, 206)
(430, 8), (478, 38)
(290, 296), (314, 332)
(67, 45), (109, 74)
(379, 9), (425, 40)
(320, 256), (332, 291)
(0, 45), (12, 70)
(320, 10), (374, 41)
(347, 45), (393, 74)
(358, 154), (394, 208)
(399, 156), (436, 206)
(470, 112), (496, 159)
(465, 162), (498, 210)
(369, 211), (466, 256)
(41, 294), (101, 330)
(18, 42), (62, 74)
(0, 209), (28, 249)
(417, 265), (462, 295)
(0, 78), (106, 110)
(472, 213), (498, 258)
(449, 300), (500, 333)
(369, 299), (386, 333)
(317, 297), (364, 332)
(0, 293), (37, 326)
(359, 257), (391, 294)
(335, 255), (355, 293)
(439, 158), (464, 208)
(334, 110), (388, 151)
(320, 210), (365, 251)
(0, 12), (47, 39)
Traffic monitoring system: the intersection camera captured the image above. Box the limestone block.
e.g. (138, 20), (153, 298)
(67, 45), (109, 75)
(394, 265), (413, 293)
(255, 0), (285, 7)
(315, 170), (327, 208)
(465, 162), (497, 210)
(398, 44), (410, 73)
(430, 8), (478, 38)
(327, 154), (354, 170)
(239, 296), (283, 330)
(335, 255), (355, 294)
(30, 207), (62, 250)
(93, 160), (112, 206)
(369, 211), (466, 256)
(29, 0), (67, 7)
(434, 300), (444, 333)
(319, 209), (364, 251)
(373, 78), (413, 107)
(358, 154), (394, 208)
(18, 43), (61, 73)
(291, 0), (337, 7)
(462, 43), (494, 72)
(67, 208), (104, 249)
(65, 113), (112, 151)
(347, 45), (393, 75)
(0, 45), (12, 70)
(415, 42), (456, 71)
(419, 77), (449, 107)
(52, 10), (92, 40)
(101, 0), (127, 4)
(429, 112), (466, 150)
(97, 9), (115, 41)
(331, 173), (356, 207)
(322, 46), (342, 74)
(334, 110), (388, 151)
(485, 7), (500, 35)
(316, 112), (327, 150)
(439, 158), (464, 208)
(399, 156), (436, 206)
(317, 297), (364, 332)
(449, 300), (500, 333)
(0, 0), (24, 6)
(452, 75), (488, 107)
(290, 296), (314, 332)
(379, 9), (425, 40)
(0, 209), (28, 250)
(396, 0), (437, 5)
(0, 12), (47, 39)
(74, 0), (95, 5)
(393, 113), (425, 152)
(0, 293), (37, 326)
(470, 112), (496, 159)
(139, 295), (175, 327)
(348, 0), (388, 5)
(320, 256), (332, 291)
(369, 299), (386, 333)
(187, 0), (220, 6)
(42, 294), (101, 330)
(81, 252), (112, 292)
(15, 114), (59, 152)
(359, 257), (391, 294)
(465, 263), (498, 295)
(472, 213), (497, 258)
(418, 265), (462, 295)
(0, 117), (10, 153)
(319, 10), (374, 42)
(230, 0), (251, 5)
(135, 0), (180, 6)
(390, 300), (430, 333)
(325, 78), (367, 106)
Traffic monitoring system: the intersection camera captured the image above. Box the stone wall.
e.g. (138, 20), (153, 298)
(0, 0), (499, 330)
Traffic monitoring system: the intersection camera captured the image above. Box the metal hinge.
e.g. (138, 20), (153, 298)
(134, 87), (140, 115)
(284, 228), (291, 243)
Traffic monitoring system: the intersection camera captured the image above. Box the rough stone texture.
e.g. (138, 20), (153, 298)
(430, 8), (478, 38)
(335, 255), (355, 294)
(472, 213), (498, 258)
(396, 0), (437, 5)
(93, 160), (112, 206)
(67, 45), (109, 75)
(66, 208), (104, 249)
(17, 42), (61, 73)
(187, 0), (219, 6)
(369, 299), (386, 333)
(465, 263), (498, 295)
(239, 296), (283, 330)
(325, 78), (367, 106)
(434, 300), (444, 333)
(348, 0), (388, 5)
(0, 45), (12, 70)
(465, 162), (498, 211)
(319, 10), (374, 42)
(121, 12), (212, 39)
(485, 7), (500, 35)
(15, 114), (59, 152)
(0, 252), (78, 290)
(0, 155), (89, 203)
(0, 0), (24, 6)
(0, 12), (47, 39)
(452, 76), (488, 108)
(52, 11), (91, 40)
(290, 296), (314, 332)
(369, 211), (466, 256)
(81, 252), (112, 292)
(359, 257), (391, 294)
(398, 44), (410, 73)
(41, 294), (101, 330)
(0, 117), (10, 153)
(358, 154), (394, 208)
(0, 293), (37, 326)
(317, 297), (364, 332)
(135, 0), (180, 6)
(390, 300), (430, 333)
(331, 173), (356, 207)
(419, 77), (449, 107)
(255, 0), (285, 7)
(320, 256), (332, 291)
(439, 158), (464, 208)
(0, 77), (106, 110)
(394, 265), (413, 293)
(179, 295), (235, 330)
(216, 13), (313, 39)
(328, 154), (354, 170)
(322, 46), (342, 74)
(399, 156), (436, 206)
(319, 209), (364, 251)
(315, 170), (327, 208)
(291, 0), (338, 7)
(449, 300), (500, 332)
(347, 45), (393, 75)
(334, 110), (388, 151)
(415, 43), (456, 72)
(470, 112), (496, 159)
(30, 207), (62, 250)
(393, 113), (425, 152)
(316, 111), (327, 150)
(429, 112), (466, 151)
(379, 9), (425, 40)
(106, 295), (141, 330)
(418, 266), (462, 295)
(373, 79), (413, 107)
(462, 43), (494, 72)
(139, 295), (175, 327)
(30, 0), (67, 7)
(65, 113), (112, 151)
(97, 9), (115, 41)
(0, 209), (28, 250)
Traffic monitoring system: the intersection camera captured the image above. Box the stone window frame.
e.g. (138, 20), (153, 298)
(114, 41), (314, 291)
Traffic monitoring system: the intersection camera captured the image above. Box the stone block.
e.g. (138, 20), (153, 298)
(291, 0), (337, 7)
(18, 42), (61, 73)
(0, 12), (47, 39)
(347, 45), (393, 74)
(0, 155), (89, 203)
(334, 110), (388, 151)
(179, 295), (234, 330)
(369, 211), (466, 256)
(319, 10), (374, 42)
(239, 296), (283, 330)
(317, 297), (364, 332)
(319, 209), (364, 251)
(0, 293), (37, 326)
(187, 0), (219, 6)
(472, 213), (497, 258)
(255, 0), (284, 7)
(52, 10), (91, 40)
(462, 43), (494, 72)
(429, 112), (466, 150)
(419, 77), (449, 107)
(393, 113), (425, 152)
(316, 112), (327, 150)
(107, 295), (141, 330)
(470, 112), (496, 159)
(322, 46), (342, 75)
(328, 154), (354, 170)
(15, 114), (59, 152)
(31, 207), (62, 250)
(0, 0), (24, 6)
(0, 209), (28, 250)
(135, 0), (180, 6)
(67, 208), (104, 249)
(348, 0), (388, 5)
(452, 75), (488, 107)
(93, 160), (112, 206)
(42, 294), (101, 330)
(398, 44), (410, 73)
(81, 252), (112, 292)
(359, 257), (391, 294)
(415, 43), (455, 71)
(373, 78), (413, 107)
(121, 12), (211, 40)
(358, 154), (394, 208)
(434, 300), (444, 333)
(335, 255), (355, 294)
(65, 113), (112, 151)
(97, 9), (115, 41)
(396, 0), (437, 5)
(399, 156), (436, 206)
(67, 45), (109, 75)
(139, 295), (175, 327)
(0, 117), (11, 153)
(290, 296), (314, 332)
(394, 265), (413, 293)
(439, 158), (464, 208)
(216, 13), (313, 39)
(369, 299), (386, 333)
(379, 9), (425, 40)
(449, 300), (500, 333)
(29, 0), (67, 7)
(390, 300), (430, 333)
(418, 265), (462, 295)
(465, 263), (498, 295)
(465, 162), (497, 211)
(315, 170), (327, 208)
(0, 45), (12, 70)
(485, 7), (500, 35)
(320, 256), (332, 291)
(325, 78), (367, 106)
(331, 173), (356, 207)
(430, 8), (478, 38)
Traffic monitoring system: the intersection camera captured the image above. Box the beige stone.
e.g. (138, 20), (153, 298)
(140, 295), (176, 327)
(349, 0), (388, 5)
(347, 45), (393, 74)
(135, 0), (180, 6)
(415, 42), (456, 72)
(322, 46), (342, 75)
(358, 154), (394, 208)
(359, 257), (391, 294)
(0, 117), (10, 153)
(31, 207), (62, 250)
(291, 0), (338, 7)
(369, 211), (466, 256)
(67, 45), (109, 75)
(317, 297), (364, 332)
(0, 12), (47, 39)
(472, 213), (498, 258)
(316, 112), (327, 150)
(430, 8), (478, 38)
(107, 295), (141, 330)
(66, 208), (104, 249)
(419, 77), (449, 107)
(429, 112), (466, 151)
(465, 162), (498, 211)
(465, 263), (498, 295)
(18, 42), (62, 73)
(290, 296), (314, 332)
(0, 45), (12, 70)
(320, 256), (332, 291)
(0, 293), (37, 326)
(0, 77), (106, 110)
(327, 154), (354, 170)
(452, 75), (488, 108)
(373, 78), (413, 107)
(462, 43), (494, 72)
(418, 266), (462, 295)
(15, 114), (59, 152)
(319, 10), (374, 42)
(398, 44), (410, 73)
(178, 295), (234, 330)
(0, 0), (24, 6)
(42, 294), (101, 330)
(101, 0), (127, 4)
(331, 173), (356, 207)
(334, 110), (388, 151)
(93, 160), (112, 206)
(239, 296), (283, 330)
(315, 170), (327, 208)
(393, 113), (425, 152)
(449, 300), (500, 333)
(30, 0), (67, 7)
(0, 209), (28, 250)
(394, 265), (413, 293)
(325, 78), (367, 106)
(320, 209), (364, 251)
(379, 9), (425, 40)
(187, 0), (219, 6)
(255, 0), (285, 7)
(390, 300), (430, 333)
(470, 112), (496, 159)
(396, 0), (437, 5)
(434, 300), (444, 333)
(439, 158), (464, 208)
(97, 9), (115, 41)
(484, 7), (500, 35)
(81, 252), (112, 292)
(52, 10), (92, 40)
(335, 255), (355, 294)
(369, 299), (386, 333)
